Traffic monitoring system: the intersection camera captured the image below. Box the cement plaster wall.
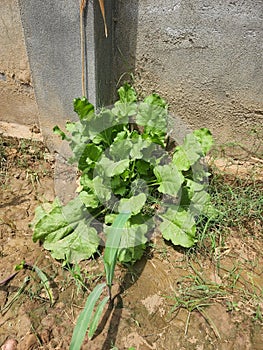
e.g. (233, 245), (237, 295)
(0, 0), (39, 127)
(18, 0), (114, 150)
(0, 0), (262, 152)
(115, 0), (263, 149)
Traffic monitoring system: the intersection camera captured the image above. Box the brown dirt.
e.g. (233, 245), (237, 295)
(0, 136), (262, 350)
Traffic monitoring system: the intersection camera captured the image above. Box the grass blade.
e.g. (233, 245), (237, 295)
(88, 295), (109, 339)
(1, 276), (30, 315)
(32, 265), (54, 305)
(69, 282), (106, 350)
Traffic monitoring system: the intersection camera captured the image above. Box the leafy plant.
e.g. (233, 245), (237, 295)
(31, 84), (214, 345)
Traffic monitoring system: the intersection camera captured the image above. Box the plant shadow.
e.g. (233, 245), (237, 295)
(93, 254), (147, 348)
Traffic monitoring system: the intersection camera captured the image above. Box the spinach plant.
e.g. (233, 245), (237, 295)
(31, 84), (213, 344)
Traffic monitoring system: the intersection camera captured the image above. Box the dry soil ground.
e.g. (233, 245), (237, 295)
(0, 136), (262, 350)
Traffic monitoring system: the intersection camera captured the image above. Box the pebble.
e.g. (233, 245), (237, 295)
(1, 338), (18, 350)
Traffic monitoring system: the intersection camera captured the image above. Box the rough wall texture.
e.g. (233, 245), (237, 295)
(0, 0), (39, 126)
(1, 0), (262, 152)
(116, 0), (263, 150)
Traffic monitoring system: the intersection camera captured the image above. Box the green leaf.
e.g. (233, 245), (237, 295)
(118, 83), (137, 103)
(193, 128), (214, 155)
(78, 191), (99, 209)
(104, 213), (131, 289)
(53, 125), (68, 140)
(93, 176), (112, 202)
(136, 94), (168, 144)
(172, 145), (191, 171)
(135, 159), (151, 175)
(64, 121), (90, 165)
(118, 243), (146, 264)
(172, 133), (203, 169)
(117, 223), (148, 263)
(43, 221), (99, 263)
(89, 111), (120, 145)
(32, 265), (54, 305)
(96, 155), (130, 177)
(137, 102), (167, 132)
(118, 193), (147, 215)
(159, 208), (196, 247)
(112, 101), (137, 120)
(69, 283), (106, 350)
(104, 213), (118, 224)
(110, 175), (128, 196)
(78, 143), (103, 171)
(80, 175), (112, 203)
(109, 138), (132, 161)
(74, 97), (94, 120)
(172, 129), (213, 171)
(130, 135), (151, 160)
(153, 164), (184, 195)
(88, 295), (109, 339)
(144, 93), (167, 109)
(31, 196), (100, 263)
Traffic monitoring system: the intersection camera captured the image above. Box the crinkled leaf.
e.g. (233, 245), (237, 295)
(118, 193), (147, 215)
(109, 138), (132, 161)
(172, 129), (213, 171)
(159, 208), (196, 247)
(93, 176), (112, 202)
(172, 133), (203, 170)
(78, 191), (100, 209)
(104, 216), (148, 264)
(80, 175), (112, 203)
(144, 93), (167, 109)
(96, 155), (130, 177)
(153, 164), (184, 195)
(111, 175), (128, 196)
(143, 127), (166, 147)
(130, 135), (152, 160)
(193, 128), (214, 155)
(118, 83), (137, 103)
(32, 196), (99, 263)
(137, 102), (167, 133)
(191, 190), (211, 216)
(44, 221), (99, 263)
(118, 243), (146, 264)
(112, 84), (137, 119)
(104, 213), (117, 224)
(65, 121), (90, 165)
(112, 101), (137, 120)
(135, 159), (151, 175)
(172, 146), (191, 171)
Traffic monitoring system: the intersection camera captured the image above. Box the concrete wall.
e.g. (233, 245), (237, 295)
(0, 0), (39, 127)
(18, 0), (114, 150)
(116, 0), (263, 149)
(0, 0), (262, 152)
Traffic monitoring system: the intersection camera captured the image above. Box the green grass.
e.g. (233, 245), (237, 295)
(167, 156), (263, 334)
(196, 170), (263, 252)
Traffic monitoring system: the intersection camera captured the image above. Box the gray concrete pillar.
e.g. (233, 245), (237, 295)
(18, 0), (114, 151)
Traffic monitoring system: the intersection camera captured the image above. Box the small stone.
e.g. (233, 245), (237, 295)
(1, 338), (18, 350)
